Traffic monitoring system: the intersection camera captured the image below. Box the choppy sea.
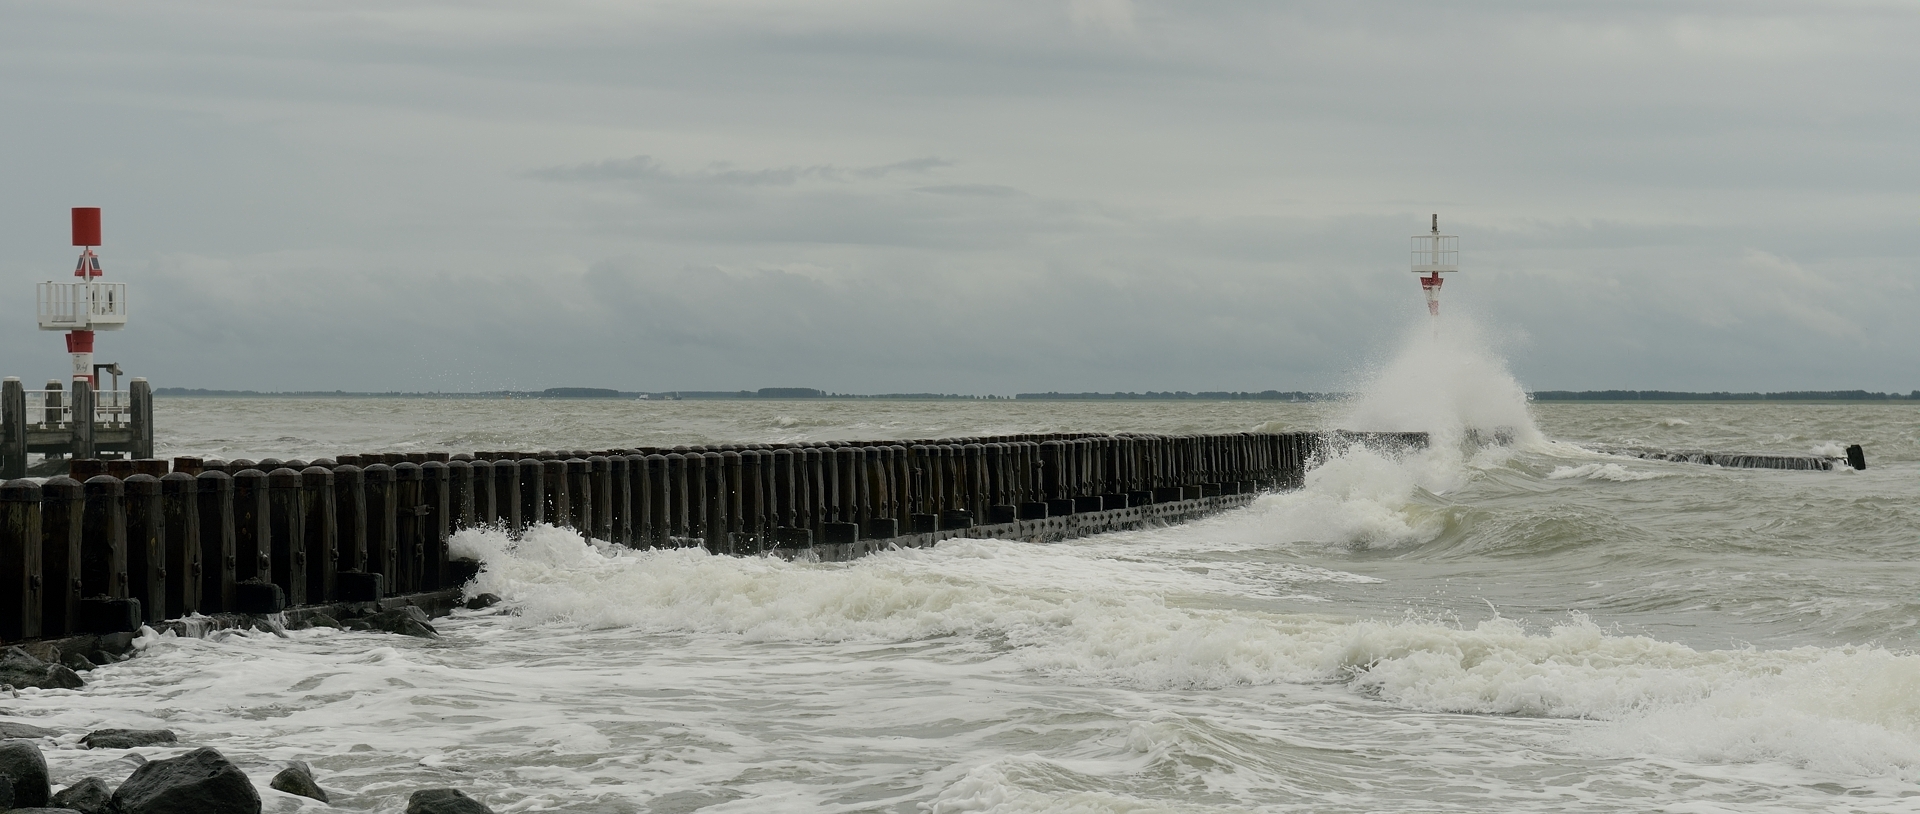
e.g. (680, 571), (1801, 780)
(11, 320), (1920, 813)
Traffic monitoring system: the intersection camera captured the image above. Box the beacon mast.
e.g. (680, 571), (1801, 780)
(38, 208), (128, 386)
(1411, 214), (1457, 317)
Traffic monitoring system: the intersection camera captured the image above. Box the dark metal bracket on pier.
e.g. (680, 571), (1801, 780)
(0, 430), (1428, 644)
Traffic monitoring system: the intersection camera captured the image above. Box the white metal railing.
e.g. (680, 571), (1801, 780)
(37, 281), (129, 330)
(1410, 234), (1458, 272)
(23, 389), (131, 428)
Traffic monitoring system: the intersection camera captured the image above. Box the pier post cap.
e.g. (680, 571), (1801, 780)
(2, 377), (16, 383)
(194, 469), (233, 486)
(267, 468), (302, 487)
(393, 461), (422, 480)
(40, 475), (83, 496)
(0, 478), (42, 500)
(159, 471), (197, 491)
(123, 473), (162, 494)
(82, 474), (124, 494)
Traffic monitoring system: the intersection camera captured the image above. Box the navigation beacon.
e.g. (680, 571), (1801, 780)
(37, 208), (128, 387)
(1411, 213), (1457, 317)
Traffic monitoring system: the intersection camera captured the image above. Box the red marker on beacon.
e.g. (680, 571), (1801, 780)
(39, 207), (128, 388)
(1411, 213), (1457, 318)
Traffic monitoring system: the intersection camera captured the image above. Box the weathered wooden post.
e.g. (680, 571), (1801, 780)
(597, 455), (624, 545)
(39, 477), (84, 635)
(685, 453), (708, 541)
(0, 379), (26, 480)
(448, 459), (474, 533)
(512, 457), (541, 528)
(79, 475), (137, 630)
(393, 462), (424, 593)
(663, 453), (688, 541)
(232, 469), (272, 595)
(703, 451), (728, 553)
(467, 459), (493, 529)
(738, 450), (764, 551)
(542, 459), (569, 530)
(298, 466), (337, 604)
(70, 379), (95, 461)
(266, 468), (308, 606)
(0, 479), (44, 640)
(124, 473), (167, 622)
(565, 458), (591, 535)
(129, 377), (154, 460)
(638, 454), (663, 546)
(420, 460), (450, 590)
(488, 458), (518, 532)
(195, 471), (237, 613)
(720, 451), (744, 548)
(363, 463), (399, 594)
(158, 472), (202, 617)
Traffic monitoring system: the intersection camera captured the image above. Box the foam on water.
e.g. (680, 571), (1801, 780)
(1546, 462), (1669, 482)
(446, 525), (1920, 781)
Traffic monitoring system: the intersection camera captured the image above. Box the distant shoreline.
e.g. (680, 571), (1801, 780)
(152, 387), (1918, 403)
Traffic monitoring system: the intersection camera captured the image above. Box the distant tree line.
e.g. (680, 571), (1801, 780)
(1530, 390), (1920, 401)
(1014, 391), (1337, 401)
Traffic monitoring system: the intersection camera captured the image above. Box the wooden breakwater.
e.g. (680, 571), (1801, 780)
(0, 430), (1426, 643)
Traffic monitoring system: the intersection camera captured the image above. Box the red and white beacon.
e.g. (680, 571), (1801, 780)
(1411, 213), (1457, 317)
(38, 208), (128, 387)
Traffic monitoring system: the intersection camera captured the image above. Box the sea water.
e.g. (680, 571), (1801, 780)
(9, 320), (1920, 812)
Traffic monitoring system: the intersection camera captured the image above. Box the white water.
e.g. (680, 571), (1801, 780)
(7, 315), (1920, 811)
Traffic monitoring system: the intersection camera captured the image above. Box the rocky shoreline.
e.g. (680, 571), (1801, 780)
(0, 590), (505, 813)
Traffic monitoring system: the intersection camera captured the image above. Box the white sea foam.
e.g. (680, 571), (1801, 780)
(449, 525), (1920, 779)
(1546, 462), (1668, 482)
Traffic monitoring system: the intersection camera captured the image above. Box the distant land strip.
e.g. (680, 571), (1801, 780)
(152, 387), (1917, 402)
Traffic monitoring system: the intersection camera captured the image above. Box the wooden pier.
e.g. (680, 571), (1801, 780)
(0, 430), (1426, 643)
(0, 378), (155, 478)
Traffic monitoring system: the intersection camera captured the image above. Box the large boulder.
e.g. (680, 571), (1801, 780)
(0, 648), (84, 691)
(268, 762), (328, 803)
(81, 729), (178, 749)
(0, 740), (49, 806)
(51, 776), (114, 813)
(110, 747), (260, 814)
(406, 788), (495, 814)
(0, 720), (58, 740)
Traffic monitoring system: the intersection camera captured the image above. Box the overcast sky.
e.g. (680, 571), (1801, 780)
(2, 0), (1916, 394)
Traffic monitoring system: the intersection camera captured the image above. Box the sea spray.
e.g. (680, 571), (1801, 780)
(1336, 313), (1541, 449)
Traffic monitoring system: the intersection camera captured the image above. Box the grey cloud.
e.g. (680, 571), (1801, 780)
(532, 155), (952, 188)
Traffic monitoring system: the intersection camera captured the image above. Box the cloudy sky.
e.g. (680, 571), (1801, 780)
(2, 0), (1916, 394)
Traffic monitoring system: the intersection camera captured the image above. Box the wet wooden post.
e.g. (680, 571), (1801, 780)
(363, 463), (399, 592)
(964, 444), (987, 519)
(420, 461), (450, 589)
(489, 458), (519, 532)
(766, 448), (793, 533)
(448, 459), (474, 533)
(687, 453), (710, 542)
(393, 462), (424, 594)
(738, 450), (764, 551)
(662, 453), (688, 541)
(0, 379), (26, 480)
(703, 452), (727, 553)
(80, 475), (129, 604)
(542, 458), (569, 531)
(889, 444), (912, 527)
(194, 471), (236, 614)
(299, 466), (337, 604)
(468, 459), (494, 530)
(231, 468), (272, 590)
(0, 479), (43, 641)
(70, 379), (95, 461)
(720, 451), (744, 549)
(599, 455), (626, 546)
(129, 377), (154, 460)
(124, 473), (167, 623)
(266, 468), (308, 606)
(641, 454), (666, 546)
(334, 464), (381, 602)
(39, 477), (84, 635)
(565, 458), (592, 535)
(619, 454), (645, 546)
(514, 458), (542, 528)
